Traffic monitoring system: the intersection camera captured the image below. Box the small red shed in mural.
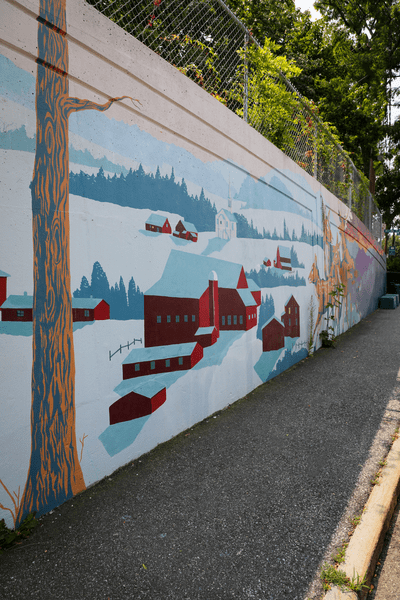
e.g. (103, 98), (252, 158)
(109, 379), (167, 424)
(262, 317), (285, 352)
(0, 270), (10, 308)
(173, 220), (198, 242)
(281, 295), (300, 338)
(145, 213), (172, 234)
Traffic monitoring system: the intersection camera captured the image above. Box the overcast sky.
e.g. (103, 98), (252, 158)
(295, 0), (321, 20)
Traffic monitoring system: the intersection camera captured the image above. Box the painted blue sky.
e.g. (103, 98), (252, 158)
(1, 53), (319, 223)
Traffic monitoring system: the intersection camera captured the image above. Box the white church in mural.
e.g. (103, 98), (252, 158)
(215, 206), (237, 239)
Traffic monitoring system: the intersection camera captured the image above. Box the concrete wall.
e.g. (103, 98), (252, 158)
(0, 0), (386, 527)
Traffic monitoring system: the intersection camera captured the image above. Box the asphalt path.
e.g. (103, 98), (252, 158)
(2, 308), (400, 600)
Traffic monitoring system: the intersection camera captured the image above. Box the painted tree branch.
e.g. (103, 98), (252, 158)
(62, 95), (141, 118)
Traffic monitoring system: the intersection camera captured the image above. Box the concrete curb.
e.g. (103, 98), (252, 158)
(324, 435), (400, 600)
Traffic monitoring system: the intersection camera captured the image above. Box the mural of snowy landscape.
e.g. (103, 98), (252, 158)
(0, 27), (385, 529)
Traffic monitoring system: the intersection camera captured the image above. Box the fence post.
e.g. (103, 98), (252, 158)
(244, 32), (249, 123)
(313, 123), (318, 180)
(348, 165), (352, 210)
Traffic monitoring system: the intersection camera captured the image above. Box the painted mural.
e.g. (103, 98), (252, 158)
(0, 0), (386, 528)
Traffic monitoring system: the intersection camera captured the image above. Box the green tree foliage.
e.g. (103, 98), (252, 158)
(231, 38), (303, 149)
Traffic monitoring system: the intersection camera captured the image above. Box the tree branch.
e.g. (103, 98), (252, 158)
(63, 95), (141, 118)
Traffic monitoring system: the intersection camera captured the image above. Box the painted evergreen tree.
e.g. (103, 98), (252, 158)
(17, 0), (135, 526)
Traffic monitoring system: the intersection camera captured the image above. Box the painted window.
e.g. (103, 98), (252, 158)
(165, 359), (170, 367)
(233, 315), (237, 325)
(17, 310), (24, 317)
(135, 363), (140, 372)
(184, 315), (188, 322)
(239, 315), (243, 324)
(228, 315), (231, 325)
(192, 315), (196, 322)
(167, 315), (171, 323)
(289, 318), (291, 326)
(150, 361), (155, 370)
(296, 319), (298, 326)
(295, 307), (298, 314)
(222, 316), (225, 325)
(176, 315), (180, 323)
(84, 309), (90, 317)
(157, 315), (161, 323)
(178, 357), (183, 365)
(288, 307), (291, 314)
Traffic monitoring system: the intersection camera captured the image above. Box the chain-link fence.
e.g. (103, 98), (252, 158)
(86, 0), (382, 241)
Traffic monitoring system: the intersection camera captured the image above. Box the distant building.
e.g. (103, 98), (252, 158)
(173, 220), (198, 242)
(263, 258), (272, 268)
(216, 209), (237, 240)
(274, 246), (292, 271)
(1, 294), (110, 322)
(145, 214), (172, 234)
(281, 295), (300, 338)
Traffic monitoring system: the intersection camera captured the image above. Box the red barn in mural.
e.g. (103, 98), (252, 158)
(144, 250), (257, 348)
(0, 270), (10, 307)
(173, 220), (198, 242)
(281, 295), (300, 338)
(1, 294), (109, 322)
(145, 213), (172, 234)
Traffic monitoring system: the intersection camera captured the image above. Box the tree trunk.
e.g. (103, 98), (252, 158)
(17, 0), (85, 525)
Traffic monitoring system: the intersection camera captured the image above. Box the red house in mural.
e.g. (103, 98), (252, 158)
(144, 250), (258, 348)
(145, 213), (172, 234)
(122, 341), (203, 379)
(1, 294), (110, 322)
(72, 298), (110, 321)
(0, 270), (10, 308)
(173, 220), (198, 242)
(262, 295), (300, 352)
(274, 246), (292, 271)
(109, 379), (167, 424)
(263, 257), (272, 267)
(281, 295), (300, 338)
(262, 317), (285, 352)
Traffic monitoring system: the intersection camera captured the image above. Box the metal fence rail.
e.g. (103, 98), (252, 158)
(86, 0), (382, 241)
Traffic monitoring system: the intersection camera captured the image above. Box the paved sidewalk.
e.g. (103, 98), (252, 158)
(1, 308), (400, 600)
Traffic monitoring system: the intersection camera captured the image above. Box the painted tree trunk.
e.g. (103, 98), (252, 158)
(17, 0), (85, 524)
